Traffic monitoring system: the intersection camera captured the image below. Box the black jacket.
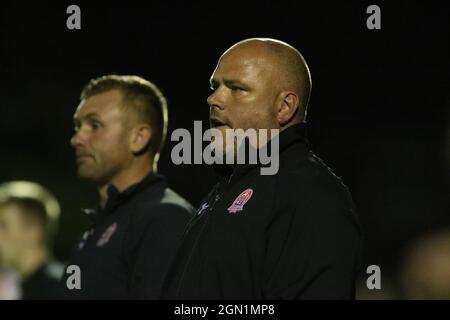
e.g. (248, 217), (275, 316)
(162, 123), (362, 299)
(22, 260), (63, 299)
(60, 173), (194, 299)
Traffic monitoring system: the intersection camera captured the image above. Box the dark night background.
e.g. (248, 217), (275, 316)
(1, 1), (449, 296)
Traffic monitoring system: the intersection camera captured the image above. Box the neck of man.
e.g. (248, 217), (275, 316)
(14, 246), (48, 280)
(280, 117), (304, 132)
(98, 158), (154, 208)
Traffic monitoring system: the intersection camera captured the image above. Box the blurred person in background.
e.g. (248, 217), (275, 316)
(398, 97), (450, 300)
(61, 75), (193, 299)
(399, 228), (450, 299)
(0, 181), (63, 300)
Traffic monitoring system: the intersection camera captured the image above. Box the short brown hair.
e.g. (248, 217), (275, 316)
(80, 75), (168, 161)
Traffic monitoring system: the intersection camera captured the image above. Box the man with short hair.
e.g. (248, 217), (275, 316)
(162, 38), (362, 299)
(61, 75), (194, 299)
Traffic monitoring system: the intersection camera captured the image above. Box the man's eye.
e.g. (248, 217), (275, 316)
(230, 86), (243, 92)
(74, 124), (80, 132)
(91, 121), (101, 129)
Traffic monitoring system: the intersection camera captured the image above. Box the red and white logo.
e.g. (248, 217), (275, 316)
(96, 223), (117, 247)
(227, 189), (253, 213)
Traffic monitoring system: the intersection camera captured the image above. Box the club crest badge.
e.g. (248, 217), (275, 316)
(96, 222), (117, 247)
(227, 188), (253, 213)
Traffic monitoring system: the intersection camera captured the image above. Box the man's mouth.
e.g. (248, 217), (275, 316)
(210, 118), (229, 129)
(75, 151), (93, 163)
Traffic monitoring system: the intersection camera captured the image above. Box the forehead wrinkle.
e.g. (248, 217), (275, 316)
(216, 53), (269, 85)
(75, 91), (127, 123)
(74, 112), (101, 121)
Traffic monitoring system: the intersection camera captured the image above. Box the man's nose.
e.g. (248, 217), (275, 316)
(70, 129), (86, 148)
(207, 88), (225, 111)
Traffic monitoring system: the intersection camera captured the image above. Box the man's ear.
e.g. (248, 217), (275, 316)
(130, 124), (152, 155)
(277, 91), (300, 127)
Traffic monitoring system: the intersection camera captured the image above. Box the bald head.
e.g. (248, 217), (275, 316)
(221, 38), (312, 120)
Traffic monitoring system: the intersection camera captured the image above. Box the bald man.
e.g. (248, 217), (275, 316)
(162, 38), (362, 299)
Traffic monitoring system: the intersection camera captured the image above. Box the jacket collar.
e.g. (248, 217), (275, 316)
(214, 122), (309, 181)
(81, 172), (166, 221)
